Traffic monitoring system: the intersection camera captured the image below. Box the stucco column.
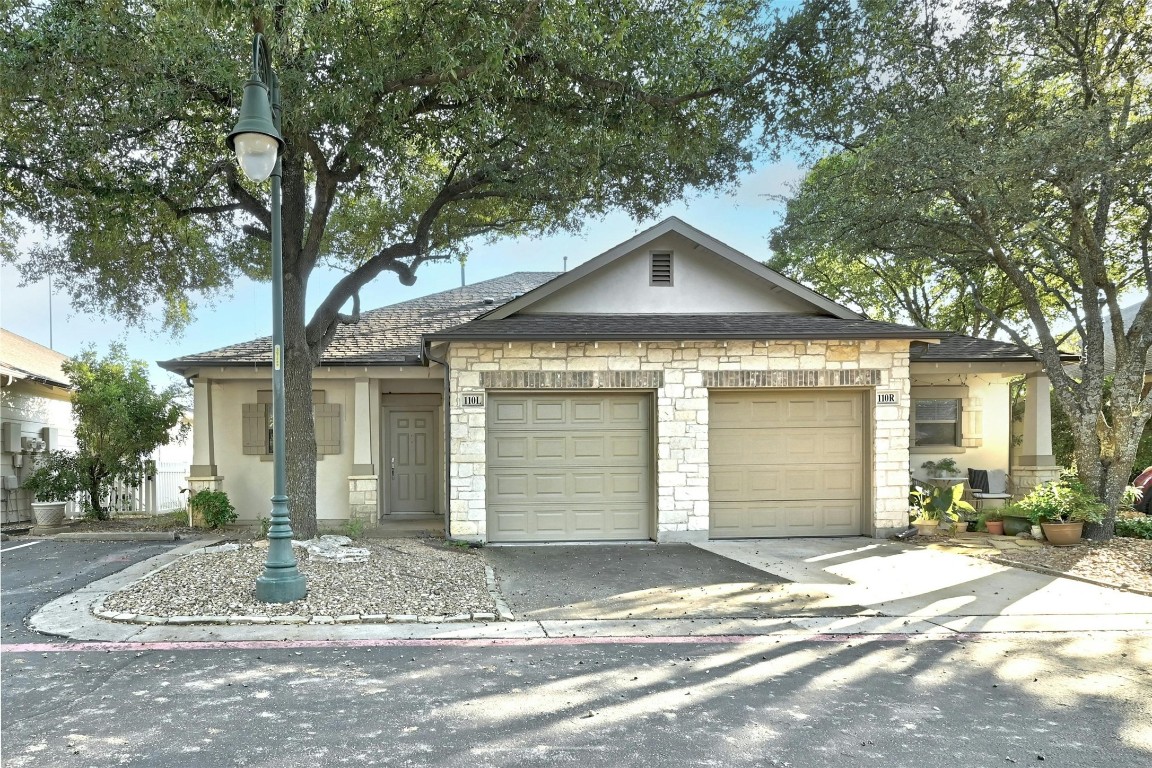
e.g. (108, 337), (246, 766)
(351, 377), (374, 475)
(1012, 371), (1061, 496)
(1019, 371), (1054, 466)
(189, 379), (216, 477)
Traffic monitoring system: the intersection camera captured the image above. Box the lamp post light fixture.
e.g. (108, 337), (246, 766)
(227, 33), (306, 603)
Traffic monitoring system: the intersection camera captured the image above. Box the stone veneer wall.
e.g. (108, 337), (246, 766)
(446, 340), (912, 541)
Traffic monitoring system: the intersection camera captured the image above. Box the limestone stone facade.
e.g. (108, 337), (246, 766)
(447, 339), (912, 542)
(348, 476), (380, 523)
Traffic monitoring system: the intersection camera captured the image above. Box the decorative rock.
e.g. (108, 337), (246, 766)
(311, 615), (335, 624)
(471, 612), (497, 622)
(292, 536), (370, 563)
(198, 543), (240, 554)
(335, 615), (361, 623)
(443, 613), (472, 623)
(361, 614), (391, 623)
(389, 614), (418, 623)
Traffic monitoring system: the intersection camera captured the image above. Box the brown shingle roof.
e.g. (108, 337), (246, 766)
(0, 329), (71, 387)
(159, 272), (559, 371)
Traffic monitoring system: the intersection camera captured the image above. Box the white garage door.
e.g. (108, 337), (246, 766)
(487, 393), (651, 542)
(709, 391), (865, 538)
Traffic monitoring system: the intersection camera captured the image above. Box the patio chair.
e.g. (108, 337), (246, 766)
(968, 468), (1012, 510)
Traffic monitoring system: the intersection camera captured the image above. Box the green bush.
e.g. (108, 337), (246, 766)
(1115, 517), (1152, 540)
(20, 451), (82, 502)
(343, 518), (366, 539)
(189, 490), (236, 529)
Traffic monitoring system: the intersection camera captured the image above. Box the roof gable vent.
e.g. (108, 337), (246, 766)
(650, 252), (673, 286)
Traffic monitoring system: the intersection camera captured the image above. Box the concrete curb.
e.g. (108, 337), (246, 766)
(54, 531), (181, 542)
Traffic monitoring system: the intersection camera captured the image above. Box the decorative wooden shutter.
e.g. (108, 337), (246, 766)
(242, 403), (268, 454)
(315, 403), (342, 455)
(961, 395), (983, 448)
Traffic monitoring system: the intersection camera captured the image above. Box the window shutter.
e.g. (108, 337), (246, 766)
(315, 403), (342, 455)
(242, 403), (268, 455)
(961, 396), (983, 448)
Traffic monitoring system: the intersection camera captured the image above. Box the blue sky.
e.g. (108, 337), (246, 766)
(0, 160), (803, 386)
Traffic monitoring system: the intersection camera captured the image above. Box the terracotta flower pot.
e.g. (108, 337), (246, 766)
(985, 520), (1005, 535)
(1040, 521), (1084, 546)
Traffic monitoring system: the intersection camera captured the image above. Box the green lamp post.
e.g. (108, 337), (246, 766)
(226, 33), (307, 603)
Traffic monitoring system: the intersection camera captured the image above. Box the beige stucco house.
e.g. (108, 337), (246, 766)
(162, 218), (1060, 542)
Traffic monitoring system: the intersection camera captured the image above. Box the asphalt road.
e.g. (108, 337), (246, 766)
(2, 634), (1150, 767)
(2, 541), (1150, 767)
(1, 538), (183, 645)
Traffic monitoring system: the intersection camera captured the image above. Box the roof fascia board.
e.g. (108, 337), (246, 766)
(484, 217), (862, 321)
(431, 330), (943, 342)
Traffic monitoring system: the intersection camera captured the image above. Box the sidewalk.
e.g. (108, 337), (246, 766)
(23, 536), (1152, 644)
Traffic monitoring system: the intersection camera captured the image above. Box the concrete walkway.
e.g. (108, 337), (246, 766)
(18, 537), (1152, 645)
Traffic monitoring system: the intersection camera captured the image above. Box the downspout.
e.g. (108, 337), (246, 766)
(423, 341), (453, 539)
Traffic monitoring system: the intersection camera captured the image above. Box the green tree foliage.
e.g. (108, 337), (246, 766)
(1, 0), (782, 537)
(764, 0), (1152, 537)
(63, 346), (189, 520)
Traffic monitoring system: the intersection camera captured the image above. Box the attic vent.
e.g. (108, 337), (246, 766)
(650, 252), (673, 286)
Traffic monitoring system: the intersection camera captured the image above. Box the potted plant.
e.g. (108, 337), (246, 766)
(20, 450), (81, 528)
(910, 482), (975, 536)
(1013, 475), (1106, 546)
(921, 458), (961, 478)
(979, 509), (1005, 535)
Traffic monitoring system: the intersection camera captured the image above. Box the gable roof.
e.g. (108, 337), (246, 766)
(159, 272), (559, 371)
(910, 334), (1065, 362)
(0, 329), (71, 388)
(485, 217), (863, 321)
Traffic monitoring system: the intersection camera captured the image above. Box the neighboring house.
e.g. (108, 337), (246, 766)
(161, 218), (1059, 542)
(0, 330), (193, 522)
(0, 330), (77, 523)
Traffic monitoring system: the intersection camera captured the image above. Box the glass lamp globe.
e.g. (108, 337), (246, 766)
(233, 132), (279, 182)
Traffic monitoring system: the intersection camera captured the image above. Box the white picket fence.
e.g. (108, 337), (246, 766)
(102, 461), (189, 516)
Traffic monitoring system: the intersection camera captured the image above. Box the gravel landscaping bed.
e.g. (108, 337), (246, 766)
(985, 537), (1152, 594)
(99, 538), (497, 621)
(912, 533), (1152, 595)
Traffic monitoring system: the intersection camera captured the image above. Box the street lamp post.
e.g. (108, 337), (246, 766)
(227, 33), (307, 603)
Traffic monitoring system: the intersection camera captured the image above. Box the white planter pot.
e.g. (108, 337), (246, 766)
(31, 501), (67, 528)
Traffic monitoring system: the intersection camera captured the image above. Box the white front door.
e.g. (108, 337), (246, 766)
(387, 410), (436, 515)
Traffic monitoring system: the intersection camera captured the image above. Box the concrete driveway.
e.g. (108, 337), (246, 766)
(480, 543), (861, 620)
(481, 538), (1152, 633)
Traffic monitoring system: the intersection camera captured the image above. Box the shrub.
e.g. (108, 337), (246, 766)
(1115, 517), (1152, 540)
(343, 518), (366, 539)
(21, 451), (82, 502)
(189, 490), (236, 529)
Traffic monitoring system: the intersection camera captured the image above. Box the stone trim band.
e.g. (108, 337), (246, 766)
(481, 371), (664, 389)
(703, 370), (883, 388)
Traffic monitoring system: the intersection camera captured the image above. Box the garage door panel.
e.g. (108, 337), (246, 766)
(712, 501), (863, 537)
(710, 391), (865, 538)
(488, 394), (650, 542)
(711, 429), (863, 465)
(493, 401), (528, 425)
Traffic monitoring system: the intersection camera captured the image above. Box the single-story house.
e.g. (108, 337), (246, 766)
(1, 329), (77, 523)
(161, 218), (1062, 542)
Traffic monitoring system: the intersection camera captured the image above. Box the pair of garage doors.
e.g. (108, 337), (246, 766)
(486, 392), (865, 542)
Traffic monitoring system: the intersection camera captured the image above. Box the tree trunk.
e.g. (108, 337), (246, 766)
(283, 267), (319, 541)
